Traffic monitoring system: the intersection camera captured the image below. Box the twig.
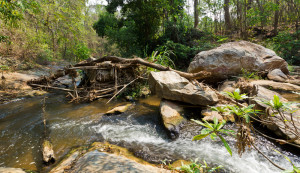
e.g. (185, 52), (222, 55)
(106, 77), (140, 104)
(30, 84), (74, 92)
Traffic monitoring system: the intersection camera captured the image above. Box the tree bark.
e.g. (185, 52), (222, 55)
(28, 56), (212, 86)
(194, 0), (199, 28)
(273, 0), (279, 35)
(224, 0), (232, 34)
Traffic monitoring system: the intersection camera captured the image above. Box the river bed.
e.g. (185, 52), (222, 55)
(0, 94), (299, 172)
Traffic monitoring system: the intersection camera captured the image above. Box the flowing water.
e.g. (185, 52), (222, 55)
(0, 94), (299, 172)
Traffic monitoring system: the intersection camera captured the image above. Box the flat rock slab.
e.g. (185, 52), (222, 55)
(50, 151), (80, 173)
(69, 150), (169, 173)
(252, 86), (300, 145)
(149, 71), (218, 106)
(0, 167), (26, 173)
(251, 80), (300, 92)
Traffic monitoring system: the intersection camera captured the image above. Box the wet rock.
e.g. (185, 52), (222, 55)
(160, 100), (186, 139)
(251, 80), (300, 92)
(149, 71), (218, 106)
(50, 151), (79, 173)
(201, 109), (223, 122)
(0, 167), (26, 173)
(105, 103), (132, 115)
(68, 150), (170, 173)
(267, 69), (288, 82)
(42, 140), (55, 163)
(188, 41), (288, 81)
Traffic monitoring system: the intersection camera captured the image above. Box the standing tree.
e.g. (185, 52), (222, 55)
(224, 0), (232, 34)
(194, 0), (199, 28)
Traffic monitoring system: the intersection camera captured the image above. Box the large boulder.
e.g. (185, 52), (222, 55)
(188, 41), (288, 81)
(160, 100), (186, 139)
(149, 71), (218, 106)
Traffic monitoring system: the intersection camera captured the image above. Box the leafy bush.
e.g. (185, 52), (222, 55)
(267, 30), (300, 65)
(178, 159), (223, 173)
(74, 42), (91, 61)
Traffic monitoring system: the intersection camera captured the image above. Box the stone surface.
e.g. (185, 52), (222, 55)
(68, 150), (170, 173)
(251, 85), (300, 144)
(105, 103), (132, 115)
(0, 167), (26, 173)
(50, 151), (80, 173)
(160, 100), (186, 139)
(42, 140), (55, 163)
(287, 79), (300, 86)
(0, 72), (47, 104)
(188, 41), (288, 81)
(149, 71), (218, 106)
(201, 109), (223, 122)
(218, 81), (236, 93)
(251, 80), (300, 92)
(267, 69), (288, 82)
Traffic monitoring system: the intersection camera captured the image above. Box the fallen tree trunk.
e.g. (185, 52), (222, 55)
(28, 56), (211, 86)
(77, 56), (212, 80)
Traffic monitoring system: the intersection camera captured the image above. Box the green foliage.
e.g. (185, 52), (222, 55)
(74, 42), (90, 61)
(178, 159), (223, 173)
(241, 68), (261, 80)
(147, 50), (175, 71)
(93, 1), (218, 68)
(262, 95), (298, 114)
(267, 30), (300, 65)
(0, 65), (9, 71)
(227, 104), (259, 123)
(192, 118), (235, 156)
(0, 0), (39, 26)
(223, 88), (248, 101)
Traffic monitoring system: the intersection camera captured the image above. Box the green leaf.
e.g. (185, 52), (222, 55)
(218, 135), (232, 156)
(193, 133), (210, 141)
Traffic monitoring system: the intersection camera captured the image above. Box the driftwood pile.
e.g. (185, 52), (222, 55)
(27, 56), (211, 103)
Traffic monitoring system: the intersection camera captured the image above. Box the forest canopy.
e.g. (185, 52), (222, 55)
(0, 0), (299, 67)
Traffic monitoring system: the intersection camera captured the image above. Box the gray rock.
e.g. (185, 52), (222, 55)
(160, 100), (186, 139)
(251, 80), (300, 92)
(0, 167), (25, 173)
(68, 150), (170, 173)
(50, 151), (80, 173)
(188, 41), (288, 81)
(218, 81), (236, 93)
(267, 69), (288, 82)
(149, 71), (218, 106)
(251, 85), (300, 145)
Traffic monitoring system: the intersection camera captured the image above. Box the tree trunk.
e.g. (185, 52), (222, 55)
(224, 0), (232, 34)
(194, 0), (199, 28)
(273, 0), (279, 35)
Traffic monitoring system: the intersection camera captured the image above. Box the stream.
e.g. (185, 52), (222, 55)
(0, 94), (299, 172)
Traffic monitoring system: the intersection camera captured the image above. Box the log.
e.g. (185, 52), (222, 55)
(28, 56), (211, 86)
(77, 56), (211, 80)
